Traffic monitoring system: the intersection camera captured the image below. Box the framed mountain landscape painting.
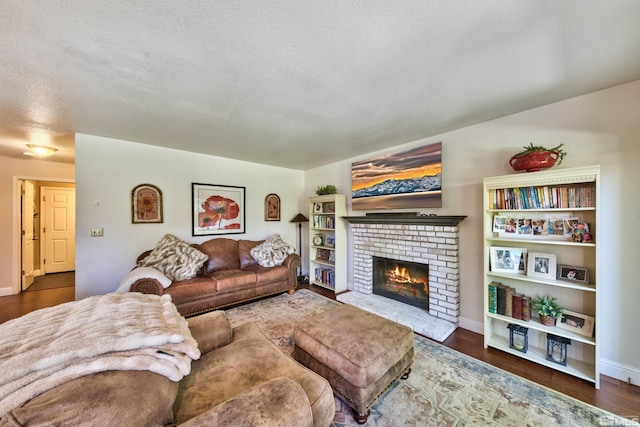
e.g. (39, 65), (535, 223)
(351, 141), (442, 210)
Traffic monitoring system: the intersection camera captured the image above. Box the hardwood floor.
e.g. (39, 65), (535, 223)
(1, 283), (638, 421)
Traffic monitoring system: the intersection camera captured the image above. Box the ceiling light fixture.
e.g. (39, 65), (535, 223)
(26, 144), (58, 157)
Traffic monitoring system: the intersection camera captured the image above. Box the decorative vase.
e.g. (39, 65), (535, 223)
(509, 151), (560, 172)
(539, 315), (556, 326)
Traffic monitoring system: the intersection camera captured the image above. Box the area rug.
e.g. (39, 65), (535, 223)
(225, 290), (634, 426)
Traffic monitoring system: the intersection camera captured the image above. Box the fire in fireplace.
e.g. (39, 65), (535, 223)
(372, 256), (429, 311)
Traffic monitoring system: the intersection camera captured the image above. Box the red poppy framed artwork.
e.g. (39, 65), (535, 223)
(192, 183), (246, 236)
(132, 183), (163, 223)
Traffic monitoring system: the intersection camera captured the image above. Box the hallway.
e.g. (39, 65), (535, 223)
(25, 271), (75, 292)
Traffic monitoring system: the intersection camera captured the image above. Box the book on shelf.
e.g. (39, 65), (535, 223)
(496, 284), (507, 315)
(521, 296), (531, 321)
(488, 282), (499, 314)
(314, 268), (335, 287)
(504, 286), (514, 317)
(490, 186), (594, 210)
(312, 215), (335, 229)
(512, 293), (523, 320)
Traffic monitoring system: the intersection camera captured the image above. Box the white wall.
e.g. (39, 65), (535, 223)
(303, 80), (640, 384)
(0, 156), (75, 295)
(75, 134), (304, 299)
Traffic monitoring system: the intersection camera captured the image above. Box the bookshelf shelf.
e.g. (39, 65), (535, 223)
(309, 194), (346, 293)
(483, 165), (600, 388)
(486, 335), (596, 383)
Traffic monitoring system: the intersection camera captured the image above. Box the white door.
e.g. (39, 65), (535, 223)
(42, 187), (76, 274)
(21, 181), (35, 290)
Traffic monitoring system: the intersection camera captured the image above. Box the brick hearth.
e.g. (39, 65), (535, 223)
(338, 216), (464, 342)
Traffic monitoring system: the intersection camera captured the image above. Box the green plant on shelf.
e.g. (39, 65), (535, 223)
(531, 294), (564, 319)
(315, 185), (337, 195)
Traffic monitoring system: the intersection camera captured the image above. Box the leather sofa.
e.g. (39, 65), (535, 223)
(128, 237), (301, 317)
(0, 310), (336, 427)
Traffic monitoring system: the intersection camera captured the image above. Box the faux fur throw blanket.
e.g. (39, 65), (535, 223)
(0, 293), (200, 418)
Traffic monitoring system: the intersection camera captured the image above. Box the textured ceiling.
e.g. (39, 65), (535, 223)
(1, 1), (640, 169)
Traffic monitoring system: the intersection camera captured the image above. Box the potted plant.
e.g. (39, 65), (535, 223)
(509, 143), (567, 172)
(315, 185), (337, 196)
(531, 294), (564, 326)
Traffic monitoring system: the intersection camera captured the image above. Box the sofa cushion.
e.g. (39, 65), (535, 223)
(116, 266), (172, 293)
(138, 234), (208, 281)
(178, 377), (313, 427)
(200, 238), (241, 273)
(187, 311), (233, 354)
(238, 239), (261, 269)
(211, 270), (257, 292)
(163, 276), (218, 300)
(250, 234), (295, 267)
(173, 322), (335, 426)
(0, 371), (178, 427)
(246, 263), (289, 284)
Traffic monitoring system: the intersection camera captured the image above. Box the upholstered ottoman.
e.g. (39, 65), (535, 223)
(293, 304), (414, 424)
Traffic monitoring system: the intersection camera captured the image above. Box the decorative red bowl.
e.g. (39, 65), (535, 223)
(509, 151), (559, 172)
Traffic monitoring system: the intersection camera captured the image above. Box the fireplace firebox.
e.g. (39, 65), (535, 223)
(372, 256), (429, 311)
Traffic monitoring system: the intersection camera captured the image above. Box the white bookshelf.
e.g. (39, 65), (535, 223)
(483, 165), (600, 388)
(308, 194), (347, 293)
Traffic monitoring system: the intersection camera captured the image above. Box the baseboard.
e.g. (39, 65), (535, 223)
(0, 287), (14, 297)
(600, 358), (640, 386)
(459, 316), (484, 335)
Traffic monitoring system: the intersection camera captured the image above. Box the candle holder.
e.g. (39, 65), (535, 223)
(546, 334), (571, 365)
(507, 324), (528, 353)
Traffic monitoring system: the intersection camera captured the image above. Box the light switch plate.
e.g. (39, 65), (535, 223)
(90, 227), (104, 237)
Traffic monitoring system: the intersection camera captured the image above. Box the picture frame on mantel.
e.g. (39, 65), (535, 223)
(192, 183), (245, 236)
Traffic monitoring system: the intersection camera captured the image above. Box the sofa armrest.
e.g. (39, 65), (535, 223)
(186, 311), (232, 353)
(282, 253), (301, 288)
(129, 278), (165, 296)
(177, 377), (313, 427)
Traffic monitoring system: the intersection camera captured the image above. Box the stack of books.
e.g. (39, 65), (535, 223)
(488, 281), (531, 321)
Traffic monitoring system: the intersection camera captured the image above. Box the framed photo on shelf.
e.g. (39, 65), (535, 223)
(324, 202), (335, 213)
(547, 218), (566, 237)
(313, 202), (323, 213)
(557, 264), (590, 284)
(492, 216), (507, 233)
(557, 310), (595, 338)
(517, 218), (534, 236)
(527, 252), (557, 280)
(316, 248), (331, 262)
(532, 219), (548, 236)
(131, 183), (163, 224)
(490, 247), (527, 274)
(325, 232), (335, 247)
(264, 193), (280, 221)
(192, 183), (245, 236)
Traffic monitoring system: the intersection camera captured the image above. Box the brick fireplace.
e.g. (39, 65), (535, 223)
(339, 214), (465, 341)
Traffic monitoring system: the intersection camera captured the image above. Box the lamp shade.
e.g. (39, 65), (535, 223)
(290, 213), (308, 223)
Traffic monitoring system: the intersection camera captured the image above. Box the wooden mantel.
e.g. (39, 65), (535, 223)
(342, 213), (466, 226)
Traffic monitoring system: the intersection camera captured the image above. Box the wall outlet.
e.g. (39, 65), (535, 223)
(90, 227), (104, 237)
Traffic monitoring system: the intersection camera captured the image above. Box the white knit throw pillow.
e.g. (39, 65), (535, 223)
(137, 234), (208, 281)
(250, 234), (295, 267)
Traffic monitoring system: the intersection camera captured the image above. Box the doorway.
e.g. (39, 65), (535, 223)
(19, 180), (75, 292)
